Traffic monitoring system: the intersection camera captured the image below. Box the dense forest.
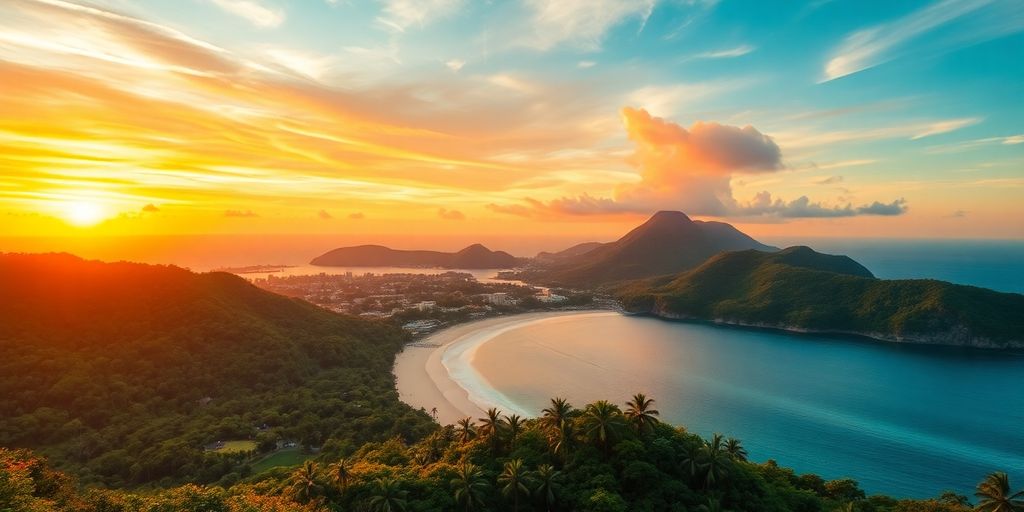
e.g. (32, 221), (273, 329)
(0, 253), (435, 487)
(3, 394), (1021, 511)
(617, 247), (1024, 348)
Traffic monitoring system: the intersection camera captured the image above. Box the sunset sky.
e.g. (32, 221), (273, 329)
(1, 0), (1022, 247)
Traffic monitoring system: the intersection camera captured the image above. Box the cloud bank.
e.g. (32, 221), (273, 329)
(490, 108), (908, 219)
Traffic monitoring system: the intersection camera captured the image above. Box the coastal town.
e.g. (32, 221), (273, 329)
(249, 270), (605, 335)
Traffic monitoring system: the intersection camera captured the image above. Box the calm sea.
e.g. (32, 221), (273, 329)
(765, 239), (1024, 294)
(465, 312), (1024, 498)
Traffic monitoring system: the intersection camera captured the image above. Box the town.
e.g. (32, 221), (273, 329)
(249, 271), (608, 335)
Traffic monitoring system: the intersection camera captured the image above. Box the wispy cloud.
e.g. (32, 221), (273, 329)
(209, 0), (284, 28)
(376, 0), (463, 32)
(821, 0), (1013, 81)
(437, 208), (465, 220)
(518, 0), (655, 51)
(910, 117), (982, 139)
(924, 133), (1024, 153)
(694, 44), (755, 59)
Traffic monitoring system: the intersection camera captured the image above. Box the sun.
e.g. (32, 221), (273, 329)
(64, 200), (106, 227)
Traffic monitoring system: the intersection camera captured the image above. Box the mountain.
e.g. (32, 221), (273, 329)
(0, 253), (433, 486)
(525, 211), (777, 287)
(535, 241), (606, 262)
(310, 243), (521, 269)
(617, 247), (1024, 348)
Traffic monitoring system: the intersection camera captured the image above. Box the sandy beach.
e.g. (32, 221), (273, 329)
(393, 310), (603, 425)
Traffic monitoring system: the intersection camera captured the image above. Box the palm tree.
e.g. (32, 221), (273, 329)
(974, 472), (1024, 512)
(533, 464), (561, 512)
(700, 434), (731, 490)
(724, 437), (747, 462)
(456, 417), (477, 444)
(288, 460), (322, 504)
(680, 442), (702, 479)
(368, 477), (408, 512)
(550, 418), (575, 463)
(624, 393), (660, 434)
(582, 400), (625, 452)
(541, 397), (573, 431)
(505, 414), (524, 448)
(478, 408), (504, 452)
(331, 458), (353, 493)
(697, 496), (725, 512)
(498, 458), (532, 512)
(542, 397), (575, 461)
(450, 463), (489, 512)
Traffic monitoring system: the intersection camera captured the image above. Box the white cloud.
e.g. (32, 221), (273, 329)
(445, 58), (465, 72)
(209, 0), (284, 28)
(486, 73), (538, 94)
(577, 60), (597, 68)
(910, 117), (981, 139)
(773, 117), (983, 149)
(264, 48), (334, 80)
(625, 80), (746, 117)
(694, 44), (755, 59)
(377, 0), (463, 32)
(821, 0), (1021, 81)
(519, 0), (656, 51)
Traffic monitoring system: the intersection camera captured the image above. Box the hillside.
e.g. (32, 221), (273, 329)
(523, 211), (777, 287)
(535, 241), (606, 262)
(0, 253), (434, 487)
(310, 243), (521, 269)
(617, 247), (1024, 348)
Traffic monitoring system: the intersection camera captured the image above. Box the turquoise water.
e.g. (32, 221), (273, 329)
(767, 239), (1024, 294)
(468, 312), (1024, 498)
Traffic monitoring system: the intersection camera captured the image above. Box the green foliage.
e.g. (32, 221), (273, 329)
(0, 254), (435, 487)
(617, 247), (1024, 347)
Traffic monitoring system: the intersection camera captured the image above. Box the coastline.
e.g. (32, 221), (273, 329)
(393, 310), (606, 425)
(634, 308), (1024, 350)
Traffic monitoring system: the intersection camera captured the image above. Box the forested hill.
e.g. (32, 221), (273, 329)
(0, 253), (434, 487)
(617, 247), (1024, 348)
(521, 211), (778, 287)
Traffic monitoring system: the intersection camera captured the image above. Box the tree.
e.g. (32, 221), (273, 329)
(724, 437), (747, 462)
(542, 397), (575, 461)
(505, 414), (525, 448)
(330, 458), (352, 493)
(455, 418), (477, 444)
(624, 393), (660, 434)
(368, 477), (408, 512)
(450, 463), (488, 512)
(974, 472), (1024, 512)
(533, 463), (561, 512)
(582, 400), (625, 452)
(541, 397), (573, 432)
(700, 434), (731, 490)
(940, 490), (971, 507)
(680, 442), (702, 479)
(498, 459), (532, 512)
(287, 461), (322, 505)
(478, 408), (504, 453)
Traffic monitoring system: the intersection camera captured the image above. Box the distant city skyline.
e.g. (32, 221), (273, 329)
(1, 0), (1022, 241)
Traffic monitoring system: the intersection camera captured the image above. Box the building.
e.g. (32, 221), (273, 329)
(483, 292), (513, 306)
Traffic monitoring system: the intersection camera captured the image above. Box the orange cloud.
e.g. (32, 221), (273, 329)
(491, 107), (907, 219)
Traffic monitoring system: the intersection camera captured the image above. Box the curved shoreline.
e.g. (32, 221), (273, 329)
(393, 310), (607, 425)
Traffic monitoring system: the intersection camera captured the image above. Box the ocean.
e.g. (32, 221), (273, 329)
(458, 312), (1024, 498)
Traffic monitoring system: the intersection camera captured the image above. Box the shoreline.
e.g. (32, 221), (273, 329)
(393, 310), (607, 425)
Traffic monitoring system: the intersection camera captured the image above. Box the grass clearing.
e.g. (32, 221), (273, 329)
(214, 440), (258, 454)
(251, 448), (311, 473)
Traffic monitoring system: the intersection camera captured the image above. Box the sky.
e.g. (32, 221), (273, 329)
(1, 0), (1022, 252)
